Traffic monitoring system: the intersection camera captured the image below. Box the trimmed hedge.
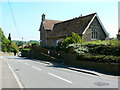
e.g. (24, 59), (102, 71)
(85, 44), (120, 56)
(77, 53), (120, 63)
(21, 48), (31, 57)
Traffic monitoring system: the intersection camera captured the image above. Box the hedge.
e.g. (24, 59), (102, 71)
(85, 44), (120, 56)
(21, 48), (31, 57)
(77, 53), (120, 63)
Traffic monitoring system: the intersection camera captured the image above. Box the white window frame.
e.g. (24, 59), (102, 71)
(92, 28), (99, 40)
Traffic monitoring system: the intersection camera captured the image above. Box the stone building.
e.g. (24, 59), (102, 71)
(39, 13), (108, 47)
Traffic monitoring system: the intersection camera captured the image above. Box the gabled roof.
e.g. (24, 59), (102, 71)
(43, 19), (62, 30)
(47, 13), (108, 38)
(48, 13), (96, 38)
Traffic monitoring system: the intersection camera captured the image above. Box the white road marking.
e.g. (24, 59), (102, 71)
(6, 61), (24, 88)
(48, 73), (72, 84)
(32, 66), (42, 71)
(24, 63), (29, 65)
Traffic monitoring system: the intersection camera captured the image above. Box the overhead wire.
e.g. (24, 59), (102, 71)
(7, 0), (23, 40)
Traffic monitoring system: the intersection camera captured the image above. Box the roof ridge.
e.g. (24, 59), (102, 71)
(45, 19), (62, 22)
(82, 12), (96, 17)
(55, 12), (96, 25)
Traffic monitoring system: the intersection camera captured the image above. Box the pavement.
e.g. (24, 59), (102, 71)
(2, 59), (20, 88)
(0, 53), (2, 90)
(0, 52), (20, 88)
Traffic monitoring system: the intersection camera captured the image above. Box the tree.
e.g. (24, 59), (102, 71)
(8, 33), (11, 42)
(0, 28), (10, 52)
(56, 32), (84, 51)
(0, 28), (19, 53)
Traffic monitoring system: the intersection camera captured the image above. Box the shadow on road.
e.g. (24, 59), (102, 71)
(6, 56), (119, 76)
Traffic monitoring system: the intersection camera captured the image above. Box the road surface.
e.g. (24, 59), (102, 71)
(1, 56), (118, 88)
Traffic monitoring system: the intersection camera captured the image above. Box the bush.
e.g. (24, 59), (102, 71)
(84, 39), (120, 46)
(0, 28), (19, 53)
(68, 43), (88, 55)
(77, 53), (120, 63)
(56, 32), (84, 51)
(85, 44), (120, 56)
(21, 48), (31, 57)
(9, 42), (19, 53)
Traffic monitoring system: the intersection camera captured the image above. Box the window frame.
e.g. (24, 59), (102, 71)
(91, 28), (99, 40)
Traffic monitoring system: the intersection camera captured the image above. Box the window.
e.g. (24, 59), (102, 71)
(92, 28), (98, 39)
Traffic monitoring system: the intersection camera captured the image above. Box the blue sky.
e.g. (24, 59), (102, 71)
(1, 1), (119, 41)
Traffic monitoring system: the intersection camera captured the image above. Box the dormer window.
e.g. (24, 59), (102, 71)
(92, 28), (98, 39)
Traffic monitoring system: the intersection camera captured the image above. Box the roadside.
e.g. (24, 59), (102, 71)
(1, 52), (20, 88)
(1, 52), (14, 56)
(0, 52), (2, 90)
(2, 59), (20, 88)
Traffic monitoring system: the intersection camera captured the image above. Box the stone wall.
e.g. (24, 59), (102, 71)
(63, 53), (119, 75)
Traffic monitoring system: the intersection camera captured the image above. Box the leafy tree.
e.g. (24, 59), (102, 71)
(70, 32), (84, 43)
(9, 42), (19, 52)
(0, 28), (10, 52)
(0, 28), (19, 53)
(8, 33), (11, 42)
(56, 32), (84, 51)
(27, 40), (39, 45)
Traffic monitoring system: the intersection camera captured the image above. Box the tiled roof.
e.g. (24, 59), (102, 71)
(48, 13), (96, 38)
(43, 19), (62, 30)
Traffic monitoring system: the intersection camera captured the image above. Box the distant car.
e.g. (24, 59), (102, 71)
(18, 53), (22, 57)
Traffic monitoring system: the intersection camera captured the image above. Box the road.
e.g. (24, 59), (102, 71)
(1, 56), (118, 88)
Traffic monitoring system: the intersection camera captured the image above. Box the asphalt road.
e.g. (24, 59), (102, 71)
(1, 56), (118, 88)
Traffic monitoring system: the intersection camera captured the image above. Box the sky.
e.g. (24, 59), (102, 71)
(1, 0), (119, 41)
(118, 1), (120, 29)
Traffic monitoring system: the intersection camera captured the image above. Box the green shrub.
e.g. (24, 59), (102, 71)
(85, 44), (120, 56)
(68, 43), (88, 55)
(56, 32), (84, 51)
(83, 40), (106, 45)
(9, 42), (19, 53)
(0, 28), (19, 53)
(77, 53), (120, 63)
(21, 48), (31, 57)
(84, 39), (120, 46)
(108, 40), (120, 46)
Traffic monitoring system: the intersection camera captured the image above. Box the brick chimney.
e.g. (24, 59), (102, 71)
(42, 13), (45, 21)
